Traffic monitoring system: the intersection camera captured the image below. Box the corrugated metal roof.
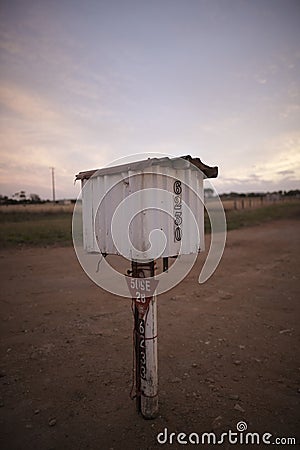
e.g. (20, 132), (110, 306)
(75, 155), (218, 180)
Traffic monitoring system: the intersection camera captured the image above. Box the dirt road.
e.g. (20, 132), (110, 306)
(1, 219), (299, 449)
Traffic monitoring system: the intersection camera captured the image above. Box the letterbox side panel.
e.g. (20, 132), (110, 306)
(95, 172), (128, 255)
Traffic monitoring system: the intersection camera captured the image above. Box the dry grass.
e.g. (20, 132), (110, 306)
(0, 206), (73, 247)
(1, 200), (299, 248)
(0, 203), (74, 214)
(205, 199), (300, 232)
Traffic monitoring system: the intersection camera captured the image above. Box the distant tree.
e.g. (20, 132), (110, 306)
(13, 190), (27, 202)
(19, 190), (26, 201)
(204, 188), (215, 199)
(0, 195), (9, 205)
(285, 189), (300, 197)
(29, 193), (42, 203)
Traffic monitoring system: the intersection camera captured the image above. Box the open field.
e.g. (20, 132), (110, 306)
(1, 200), (299, 248)
(206, 200), (300, 233)
(0, 209), (72, 248)
(0, 206), (300, 448)
(0, 204), (74, 214)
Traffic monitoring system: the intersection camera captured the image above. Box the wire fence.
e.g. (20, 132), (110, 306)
(220, 196), (298, 211)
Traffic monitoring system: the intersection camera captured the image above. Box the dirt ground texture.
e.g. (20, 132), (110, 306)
(0, 218), (300, 449)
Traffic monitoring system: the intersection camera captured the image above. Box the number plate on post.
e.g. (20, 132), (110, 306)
(126, 277), (159, 317)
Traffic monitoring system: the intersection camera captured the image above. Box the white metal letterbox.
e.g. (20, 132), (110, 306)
(76, 156), (217, 260)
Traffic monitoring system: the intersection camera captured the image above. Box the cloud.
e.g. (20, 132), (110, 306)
(0, 83), (63, 123)
(0, 81), (111, 198)
(1, 1), (300, 199)
(0, 82), (76, 168)
(212, 130), (300, 194)
(0, 30), (22, 55)
(277, 169), (295, 176)
(280, 103), (300, 119)
(214, 174), (300, 194)
(255, 77), (267, 84)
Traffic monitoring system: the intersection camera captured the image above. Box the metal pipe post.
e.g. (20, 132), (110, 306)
(132, 260), (158, 419)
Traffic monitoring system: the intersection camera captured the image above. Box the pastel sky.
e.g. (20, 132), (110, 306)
(0, 0), (299, 199)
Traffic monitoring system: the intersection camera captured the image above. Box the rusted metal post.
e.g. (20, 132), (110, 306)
(131, 261), (141, 413)
(132, 261), (158, 419)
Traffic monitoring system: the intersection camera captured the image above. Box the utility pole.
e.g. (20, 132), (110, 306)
(50, 167), (56, 203)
